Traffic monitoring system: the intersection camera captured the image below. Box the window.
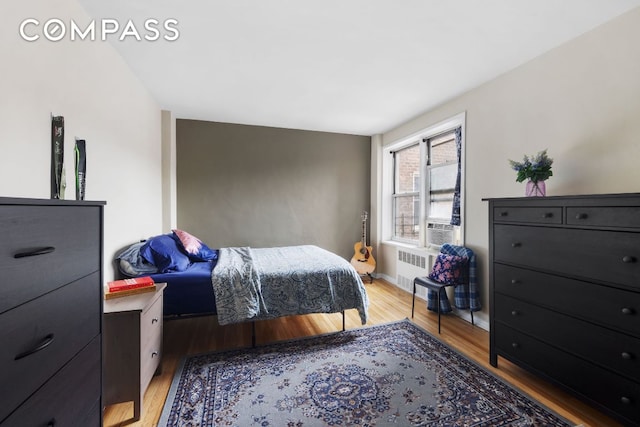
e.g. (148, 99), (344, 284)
(425, 130), (458, 246)
(387, 113), (465, 248)
(392, 144), (420, 241)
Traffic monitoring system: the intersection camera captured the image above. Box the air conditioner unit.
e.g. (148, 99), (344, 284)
(426, 222), (454, 246)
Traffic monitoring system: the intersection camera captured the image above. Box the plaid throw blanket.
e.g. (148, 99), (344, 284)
(426, 244), (481, 313)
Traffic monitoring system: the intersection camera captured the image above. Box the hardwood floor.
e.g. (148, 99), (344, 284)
(103, 279), (623, 427)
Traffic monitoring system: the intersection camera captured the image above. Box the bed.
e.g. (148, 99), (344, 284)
(144, 260), (217, 317)
(115, 230), (369, 333)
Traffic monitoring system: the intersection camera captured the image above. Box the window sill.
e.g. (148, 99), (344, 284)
(382, 240), (441, 254)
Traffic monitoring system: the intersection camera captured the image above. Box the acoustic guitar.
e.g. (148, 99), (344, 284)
(351, 211), (376, 281)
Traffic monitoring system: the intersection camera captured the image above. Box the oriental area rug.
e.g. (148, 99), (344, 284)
(159, 319), (571, 426)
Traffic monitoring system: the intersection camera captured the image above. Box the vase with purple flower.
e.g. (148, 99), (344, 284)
(508, 149), (553, 197)
(525, 179), (546, 197)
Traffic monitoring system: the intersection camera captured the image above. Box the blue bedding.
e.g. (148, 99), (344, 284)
(148, 260), (217, 317)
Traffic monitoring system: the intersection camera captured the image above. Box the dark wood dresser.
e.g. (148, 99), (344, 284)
(486, 193), (640, 426)
(0, 197), (105, 426)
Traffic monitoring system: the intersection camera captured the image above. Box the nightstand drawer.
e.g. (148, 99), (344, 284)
(567, 206), (640, 228)
(140, 294), (163, 389)
(495, 294), (640, 382)
(0, 272), (100, 422)
(493, 206), (561, 224)
(141, 331), (162, 392)
(140, 291), (163, 351)
(0, 205), (101, 313)
(494, 224), (640, 289)
(494, 264), (640, 336)
(0, 336), (101, 427)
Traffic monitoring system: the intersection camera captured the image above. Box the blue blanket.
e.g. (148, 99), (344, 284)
(212, 245), (369, 325)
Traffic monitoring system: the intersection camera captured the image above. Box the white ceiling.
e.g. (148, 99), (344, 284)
(78, 0), (640, 136)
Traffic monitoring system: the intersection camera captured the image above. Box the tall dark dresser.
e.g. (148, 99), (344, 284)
(0, 197), (105, 426)
(486, 193), (640, 426)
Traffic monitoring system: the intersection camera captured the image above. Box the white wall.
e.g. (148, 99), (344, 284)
(377, 7), (640, 328)
(0, 0), (163, 279)
(161, 110), (177, 232)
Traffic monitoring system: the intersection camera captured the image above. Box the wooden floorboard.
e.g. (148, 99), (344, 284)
(103, 278), (623, 427)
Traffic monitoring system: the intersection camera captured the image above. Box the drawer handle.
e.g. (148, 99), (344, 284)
(541, 212), (553, 218)
(511, 242), (522, 248)
(499, 211), (509, 217)
(14, 246), (56, 259)
(152, 317), (159, 324)
(511, 279), (521, 284)
(511, 342), (519, 349)
(621, 352), (634, 360)
(622, 255), (636, 263)
(152, 351), (159, 358)
(511, 310), (519, 316)
(621, 307), (635, 315)
(575, 213), (588, 220)
(14, 333), (55, 360)
(621, 396), (632, 405)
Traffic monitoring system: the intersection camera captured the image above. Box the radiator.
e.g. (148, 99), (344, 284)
(396, 247), (436, 299)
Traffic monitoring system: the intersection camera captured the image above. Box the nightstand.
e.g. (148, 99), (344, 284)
(103, 283), (166, 421)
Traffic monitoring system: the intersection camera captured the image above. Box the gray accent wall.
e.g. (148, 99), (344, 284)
(176, 120), (371, 260)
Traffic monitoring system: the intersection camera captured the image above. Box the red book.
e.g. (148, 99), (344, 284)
(104, 284), (156, 300)
(107, 276), (155, 292)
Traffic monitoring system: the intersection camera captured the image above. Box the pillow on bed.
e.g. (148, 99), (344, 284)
(171, 229), (217, 262)
(140, 234), (191, 273)
(428, 253), (468, 285)
(115, 241), (159, 277)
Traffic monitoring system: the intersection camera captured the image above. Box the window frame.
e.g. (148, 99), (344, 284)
(385, 112), (466, 249)
(425, 130), (458, 223)
(391, 142), (421, 244)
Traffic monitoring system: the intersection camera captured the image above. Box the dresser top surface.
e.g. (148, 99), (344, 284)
(0, 197), (106, 206)
(483, 192), (640, 205)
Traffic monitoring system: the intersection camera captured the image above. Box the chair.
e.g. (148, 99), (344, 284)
(411, 244), (478, 333)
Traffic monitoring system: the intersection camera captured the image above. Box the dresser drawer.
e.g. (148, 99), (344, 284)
(495, 324), (640, 426)
(140, 294), (162, 390)
(0, 205), (101, 313)
(495, 294), (640, 382)
(0, 336), (101, 427)
(494, 264), (640, 336)
(494, 224), (640, 289)
(493, 206), (562, 224)
(0, 272), (100, 421)
(80, 398), (102, 427)
(567, 206), (640, 228)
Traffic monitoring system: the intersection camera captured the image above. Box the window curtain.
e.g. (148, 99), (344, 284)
(450, 126), (462, 226)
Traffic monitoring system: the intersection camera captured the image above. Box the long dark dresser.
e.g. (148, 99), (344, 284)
(0, 197), (105, 426)
(485, 193), (640, 426)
